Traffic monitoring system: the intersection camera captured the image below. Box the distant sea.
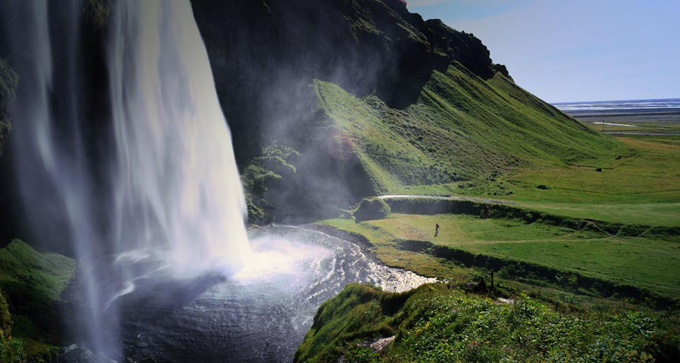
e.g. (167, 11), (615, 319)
(552, 98), (680, 113)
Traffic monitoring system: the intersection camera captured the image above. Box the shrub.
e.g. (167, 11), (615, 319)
(354, 198), (391, 222)
(0, 291), (27, 363)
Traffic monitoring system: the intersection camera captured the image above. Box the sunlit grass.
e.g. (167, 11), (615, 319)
(380, 136), (680, 226)
(320, 213), (680, 298)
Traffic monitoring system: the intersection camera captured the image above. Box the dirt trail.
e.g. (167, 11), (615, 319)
(378, 194), (516, 205)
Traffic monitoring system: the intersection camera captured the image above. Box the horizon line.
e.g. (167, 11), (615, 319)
(551, 97), (680, 105)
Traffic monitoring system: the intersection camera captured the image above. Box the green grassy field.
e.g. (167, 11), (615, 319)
(573, 109), (680, 135)
(306, 131), (680, 360)
(483, 136), (680, 226)
(506, 137), (680, 202)
(320, 213), (680, 299)
(382, 136), (680, 227)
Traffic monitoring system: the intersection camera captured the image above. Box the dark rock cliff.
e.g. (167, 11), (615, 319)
(0, 59), (17, 158)
(0, 1), (112, 250)
(191, 0), (509, 222)
(192, 0), (504, 164)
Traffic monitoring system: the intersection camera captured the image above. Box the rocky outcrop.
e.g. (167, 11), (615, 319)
(354, 198), (391, 222)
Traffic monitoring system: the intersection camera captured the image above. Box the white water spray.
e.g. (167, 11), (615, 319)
(108, 0), (250, 276)
(2, 0), (250, 356)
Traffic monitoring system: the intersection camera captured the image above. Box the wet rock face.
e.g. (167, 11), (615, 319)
(0, 59), (17, 158)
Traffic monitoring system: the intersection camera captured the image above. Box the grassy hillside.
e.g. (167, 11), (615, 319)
(313, 62), (680, 228)
(315, 63), (622, 193)
(296, 283), (680, 362)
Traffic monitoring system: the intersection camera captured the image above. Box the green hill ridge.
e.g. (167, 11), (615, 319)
(190, 0), (624, 221)
(315, 65), (620, 193)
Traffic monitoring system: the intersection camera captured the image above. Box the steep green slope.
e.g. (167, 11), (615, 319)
(315, 64), (621, 193)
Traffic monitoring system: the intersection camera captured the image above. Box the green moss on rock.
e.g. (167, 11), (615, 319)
(0, 240), (76, 344)
(354, 198), (391, 222)
(0, 59), (18, 158)
(241, 140), (301, 224)
(82, 0), (112, 28)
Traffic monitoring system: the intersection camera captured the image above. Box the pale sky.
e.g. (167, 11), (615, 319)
(407, 0), (680, 103)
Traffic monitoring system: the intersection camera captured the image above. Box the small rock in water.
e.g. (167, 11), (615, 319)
(52, 344), (118, 363)
(498, 297), (514, 304)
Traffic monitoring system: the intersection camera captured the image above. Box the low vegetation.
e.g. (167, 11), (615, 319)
(296, 283), (680, 362)
(389, 136), (680, 227)
(1, 291), (27, 363)
(241, 141), (301, 223)
(313, 129), (680, 358)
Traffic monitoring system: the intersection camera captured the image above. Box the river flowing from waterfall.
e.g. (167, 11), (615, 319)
(119, 226), (435, 362)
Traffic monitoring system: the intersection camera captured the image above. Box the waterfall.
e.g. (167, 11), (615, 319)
(108, 0), (250, 275)
(1, 0), (250, 357)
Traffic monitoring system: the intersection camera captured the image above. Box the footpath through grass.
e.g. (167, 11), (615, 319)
(320, 213), (680, 300)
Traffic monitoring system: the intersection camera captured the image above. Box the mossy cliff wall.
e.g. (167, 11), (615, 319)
(192, 0), (616, 222)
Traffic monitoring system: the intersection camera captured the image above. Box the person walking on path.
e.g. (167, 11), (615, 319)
(434, 223), (440, 237)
